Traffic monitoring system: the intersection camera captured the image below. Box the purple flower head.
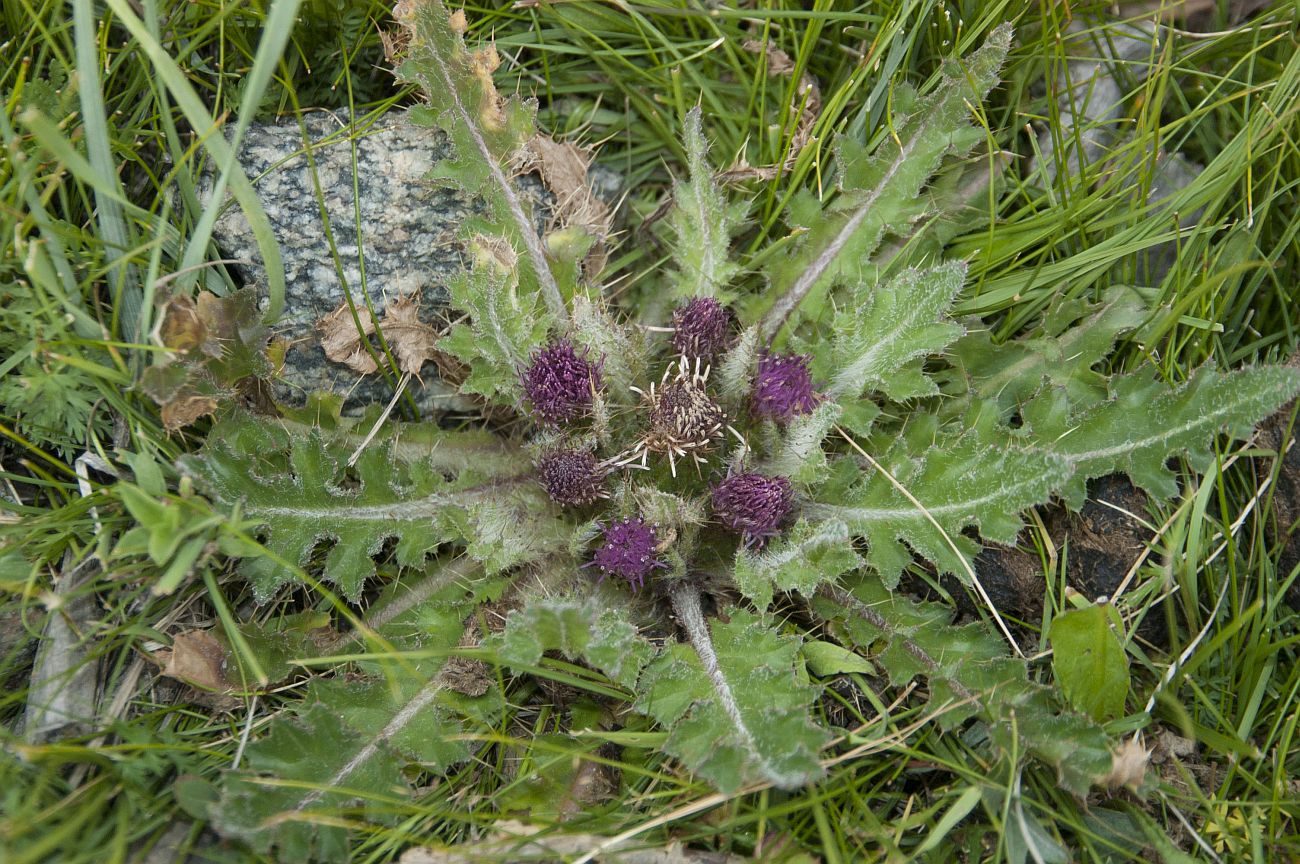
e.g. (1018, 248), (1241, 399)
(538, 449), (607, 507)
(584, 515), (667, 590)
(672, 298), (734, 360)
(752, 352), (818, 421)
(711, 472), (793, 547)
(522, 340), (602, 424)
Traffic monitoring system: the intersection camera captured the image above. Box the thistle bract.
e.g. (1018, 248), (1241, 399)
(538, 448), (606, 507)
(752, 352), (818, 420)
(711, 472), (793, 546)
(586, 515), (665, 589)
(672, 297), (733, 360)
(522, 340), (601, 424)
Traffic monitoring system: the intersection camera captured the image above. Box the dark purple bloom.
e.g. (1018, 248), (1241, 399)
(522, 340), (601, 424)
(711, 472), (793, 546)
(538, 449), (607, 507)
(672, 298), (733, 360)
(752, 352), (818, 420)
(584, 516), (666, 590)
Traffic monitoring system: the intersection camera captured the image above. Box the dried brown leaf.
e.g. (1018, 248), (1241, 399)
(382, 296), (442, 376)
(161, 392), (220, 431)
(725, 39), (823, 183)
(1101, 738), (1150, 791)
(159, 630), (233, 694)
(158, 295), (218, 356)
(318, 305), (379, 374)
(518, 134), (612, 275)
(318, 297), (446, 377)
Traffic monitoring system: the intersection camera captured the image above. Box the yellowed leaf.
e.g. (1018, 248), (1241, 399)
(1102, 738), (1150, 791)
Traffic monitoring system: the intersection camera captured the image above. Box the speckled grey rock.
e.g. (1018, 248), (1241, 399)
(199, 109), (609, 415)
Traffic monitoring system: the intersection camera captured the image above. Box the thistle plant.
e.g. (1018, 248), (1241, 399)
(166, 2), (1300, 859)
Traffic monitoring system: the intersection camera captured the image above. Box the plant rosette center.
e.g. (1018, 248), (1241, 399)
(527, 299), (817, 591)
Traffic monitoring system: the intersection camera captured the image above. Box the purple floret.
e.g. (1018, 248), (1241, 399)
(672, 297), (733, 360)
(711, 472), (794, 547)
(538, 449), (607, 507)
(522, 340), (601, 424)
(752, 352), (818, 420)
(585, 516), (666, 590)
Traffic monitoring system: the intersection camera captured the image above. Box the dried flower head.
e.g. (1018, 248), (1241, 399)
(584, 515), (667, 589)
(522, 340), (601, 424)
(622, 358), (732, 476)
(752, 352), (818, 421)
(671, 297), (733, 360)
(711, 472), (794, 546)
(537, 449), (607, 507)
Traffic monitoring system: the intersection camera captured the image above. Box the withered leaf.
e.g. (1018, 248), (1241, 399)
(159, 630), (233, 694)
(158, 295), (219, 356)
(160, 391), (220, 431)
(382, 296), (442, 375)
(319, 305), (379, 374)
(319, 297), (443, 377)
(518, 134), (612, 275)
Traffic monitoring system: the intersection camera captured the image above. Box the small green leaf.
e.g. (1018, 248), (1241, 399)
(802, 640), (875, 677)
(1049, 603), (1129, 722)
(733, 517), (861, 609)
(669, 107), (745, 300)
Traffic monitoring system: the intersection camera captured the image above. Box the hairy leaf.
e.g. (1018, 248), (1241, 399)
(496, 596), (656, 689)
(815, 579), (1114, 795)
(733, 517), (862, 609)
(670, 107), (745, 300)
(815, 261), (966, 401)
(1024, 365), (1300, 507)
(766, 401), (842, 484)
(641, 589), (828, 792)
(808, 430), (1070, 586)
(439, 241), (552, 403)
(179, 415), (532, 601)
(761, 24), (1012, 338)
(951, 287), (1148, 411)
(398, 0), (566, 321)
(210, 560), (499, 861)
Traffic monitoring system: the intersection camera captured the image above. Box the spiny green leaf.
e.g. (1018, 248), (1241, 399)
(951, 287), (1148, 412)
(640, 591), (827, 792)
(808, 431), (1070, 587)
(715, 325), (761, 405)
(670, 107), (745, 300)
(815, 578), (1114, 796)
(178, 415), (525, 601)
(440, 244), (552, 403)
(1050, 603), (1130, 722)
(496, 596), (656, 689)
(1024, 365), (1300, 508)
(210, 560), (498, 861)
(399, 0), (566, 321)
(761, 24), (1012, 338)
(733, 517), (861, 610)
(815, 261), (966, 401)
(765, 401), (842, 484)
